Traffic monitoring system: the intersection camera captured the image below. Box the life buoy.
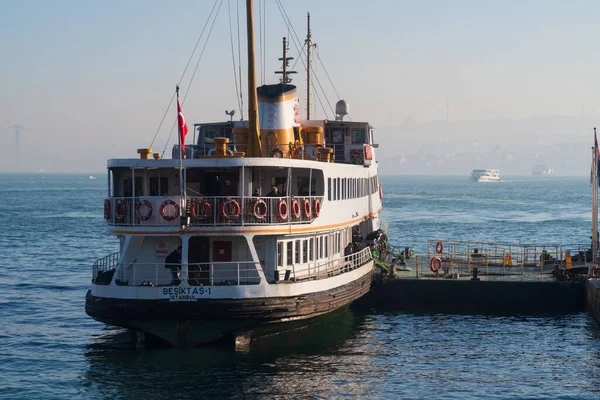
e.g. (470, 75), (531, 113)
(430, 257), (442, 273)
(220, 198), (241, 219)
(435, 241), (444, 254)
(271, 147), (284, 158)
(115, 199), (128, 221)
(313, 198), (321, 217)
(160, 199), (179, 221)
(136, 199), (153, 221)
(291, 198), (301, 219)
(191, 199), (211, 220)
(302, 198), (311, 218)
(253, 198), (268, 220)
(276, 199), (288, 221)
(103, 199), (111, 220)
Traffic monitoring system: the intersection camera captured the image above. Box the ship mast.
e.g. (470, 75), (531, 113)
(306, 13), (311, 120)
(275, 37), (296, 84)
(593, 127), (598, 264)
(245, 0), (262, 157)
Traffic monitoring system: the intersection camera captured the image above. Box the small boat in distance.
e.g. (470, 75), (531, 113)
(470, 169), (500, 182)
(88, 176), (96, 180)
(532, 165), (553, 176)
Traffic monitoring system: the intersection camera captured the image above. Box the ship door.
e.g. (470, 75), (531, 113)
(213, 241), (232, 262)
(189, 237), (210, 285)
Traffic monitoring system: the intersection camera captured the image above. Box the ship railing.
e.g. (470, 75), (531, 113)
(104, 196), (323, 227)
(92, 252), (119, 285)
(112, 261), (262, 287)
(271, 247), (373, 283)
(400, 239), (568, 278)
(426, 240), (562, 269)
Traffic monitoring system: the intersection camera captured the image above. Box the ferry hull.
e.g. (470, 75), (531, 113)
(85, 270), (373, 346)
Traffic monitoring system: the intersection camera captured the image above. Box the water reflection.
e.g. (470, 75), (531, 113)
(82, 308), (381, 399)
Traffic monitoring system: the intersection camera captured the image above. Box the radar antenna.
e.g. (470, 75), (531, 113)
(274, 37), (296, 84)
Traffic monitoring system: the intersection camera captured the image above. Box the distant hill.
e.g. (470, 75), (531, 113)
(375, 116), (598, 175)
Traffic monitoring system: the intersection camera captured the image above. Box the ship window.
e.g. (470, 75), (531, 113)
(149, 177), (169, 196)
(332, 129), (343, 143)
(318, 237), (323, 258)
(325, 235), (329, 256)
(203, 127), (219, 144)
(342, 179), (346, 200)
(302, 240), (308, 263)
(277, 242), (283, 266)
(328, 178), (331, 201)
(295, 240), (301, 264)
(286, 242), (293, 265)
(351, 128), (365, 144)
(337, 178), (340, 201)
(309, 238), (314, 261)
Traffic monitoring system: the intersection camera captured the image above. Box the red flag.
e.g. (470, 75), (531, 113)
(177, 99), (188, 154)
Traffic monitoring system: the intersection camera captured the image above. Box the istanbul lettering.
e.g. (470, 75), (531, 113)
(162, 287), (212, 301)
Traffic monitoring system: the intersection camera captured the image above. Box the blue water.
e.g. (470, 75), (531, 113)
(1, 173), (599, 399)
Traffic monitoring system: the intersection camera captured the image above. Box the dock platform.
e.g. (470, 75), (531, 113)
(361, 240), (591, 314)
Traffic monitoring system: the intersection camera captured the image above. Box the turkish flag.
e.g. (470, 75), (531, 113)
(177, 99), (188, 153)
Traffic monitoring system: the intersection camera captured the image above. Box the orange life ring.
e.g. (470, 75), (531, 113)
(276, 199), (288, 221)
(313, 198), (321, 217)
(136, 199), (153, 221)
(435, 241), (444, 254)
(191, 199), (211, 220)
(220, 198), (241, 219)
(253, 198), (268, 220)
(291, 198), (301, 219)
(103, 199), (111, 220)
(430, 257), (442, 273)
(115, 199), (128, 221)
(160, 199), (179, 221)
(302, 198), (311, 218)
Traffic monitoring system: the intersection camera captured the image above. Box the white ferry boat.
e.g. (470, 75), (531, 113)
(532, 165), (553, 175)
(470, 169), (500, 182)
(85, 5), (384, 346)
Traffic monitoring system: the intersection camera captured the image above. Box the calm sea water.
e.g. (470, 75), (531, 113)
(1, 173), (599, 399)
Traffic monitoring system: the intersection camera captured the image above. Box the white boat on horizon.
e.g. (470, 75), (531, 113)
(85, 5), (384, 347)
(532, 165), (553, 175)
(88, 176), (96, 180)
(470, 169), (500, 182)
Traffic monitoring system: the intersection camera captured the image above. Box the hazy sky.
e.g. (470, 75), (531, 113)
(1, 0), (599, 172)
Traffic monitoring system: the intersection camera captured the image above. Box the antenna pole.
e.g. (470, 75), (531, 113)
(594, 127), (598, 265)
(282, 37), (287, 83)
(306, 13), (311, 120)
